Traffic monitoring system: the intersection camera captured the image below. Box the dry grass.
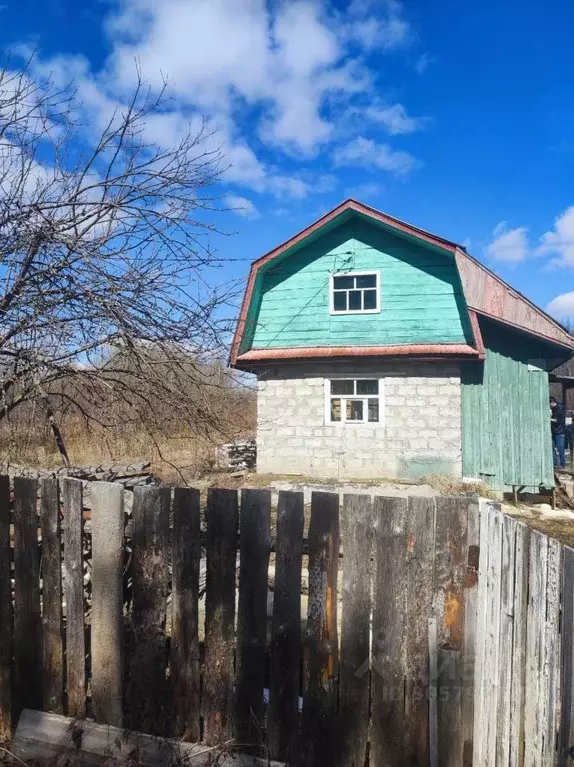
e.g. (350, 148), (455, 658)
(419, 473), (496, 498)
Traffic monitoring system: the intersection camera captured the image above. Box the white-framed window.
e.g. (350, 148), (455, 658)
(324, 378), (384, 425)
(329, 271), (380, 314)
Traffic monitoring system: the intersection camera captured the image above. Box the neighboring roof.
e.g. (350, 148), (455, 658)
(231, 199), (574, 366)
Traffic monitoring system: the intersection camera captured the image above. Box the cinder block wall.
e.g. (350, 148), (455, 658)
(256, 361), (462, 479)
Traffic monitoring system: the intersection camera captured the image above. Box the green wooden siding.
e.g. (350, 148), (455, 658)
(461, 318), (554, 490)
(244, 217), (473, 351)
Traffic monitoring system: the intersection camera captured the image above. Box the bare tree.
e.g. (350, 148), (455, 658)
(0, 57), (240, 466)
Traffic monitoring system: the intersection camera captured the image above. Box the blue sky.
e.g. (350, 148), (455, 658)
(2, 0), (574, 321)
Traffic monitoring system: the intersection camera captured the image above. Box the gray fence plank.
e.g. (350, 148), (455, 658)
(483, 506), (502, 767)
(235, 489), (271, 746)
(337, 494), (373, 767)
(461, 500), (479, 767)
(127, 485), (170, 735)
(434, 496), (468, 767)
(62, 478), (85, 718)
(473, 500), (490, 766)
(0, 475), (12, 741)
(371, 496), (407, 767)
(525, 530), (548, 767)
(301, 491), (340, 767)
(510, 523), (530, 767)
(405, 496), (436, 767)
(40, 478), (63, 715)
(14, 477), (41, 716)
(268, 491), (304, 763)
(495, 514), (517, 766)
(203, 488), (239, 745)
(543, 538), (561, 767)
(560, 546), (574, 767)
(91, 482), (124, 727)
(171, 487), (201, 742)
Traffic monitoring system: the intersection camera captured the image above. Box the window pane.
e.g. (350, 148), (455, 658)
(330, 398), (341, 421)
(363, 289), (377, 310)
(348, 290), (362, 310)
(331, 379), (354, 395)
(333, 291), (347, 311)
(356, 274), (376, 288)
(368, 399), (379, 422)
(333, 275), (353, 290)
(357, 379), (378, 395)
(346, 399), (364, 421)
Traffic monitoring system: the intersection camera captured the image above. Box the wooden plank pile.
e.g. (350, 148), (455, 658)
(216, 439), (257, 471)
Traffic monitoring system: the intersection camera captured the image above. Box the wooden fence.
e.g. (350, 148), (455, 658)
(0, 477), (572, 766)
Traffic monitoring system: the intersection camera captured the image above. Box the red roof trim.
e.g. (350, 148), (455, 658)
(235, 344), (480, 368)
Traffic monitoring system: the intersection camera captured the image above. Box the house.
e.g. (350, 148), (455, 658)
(231, 200), (574, 490)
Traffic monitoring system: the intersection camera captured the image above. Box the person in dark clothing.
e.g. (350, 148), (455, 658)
(550, 396), (567, 469)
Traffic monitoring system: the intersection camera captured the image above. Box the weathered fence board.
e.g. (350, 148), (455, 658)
(509, 523), (530, 767)
(62, 478), (85, 718)
(171, 486), (201, 742)
(560, 546), (574, 767)
(90, 482), (124, 727)
(0, 475), (11, 741)
(337, 494), (373, 767)
(203, 488), (239, 745)
(235, 488), (271, 745)
(127, 485), (170, 734)
(461, 500), (479, 767)
(543, 538), (561, 767)
(405, 496), (436, 767)
(14, 477), (41, 716)
(483, 507), (503, 767)
(268, 491), (304, 763)
(301, 491), (340, 767)
(496, 513), (516, 766)
(40, 478), (63, 716)
(371, 496), (408, 767)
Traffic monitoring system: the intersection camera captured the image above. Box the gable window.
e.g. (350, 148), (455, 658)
(330, 271), (380, 314)
(325, 378), (383, 424)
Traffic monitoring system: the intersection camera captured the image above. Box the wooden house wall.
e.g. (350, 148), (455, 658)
(461, 318), (554, 490)
(243, 218), (473, 352)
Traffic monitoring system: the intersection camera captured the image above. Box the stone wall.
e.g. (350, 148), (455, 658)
(256, 361), (462, 479)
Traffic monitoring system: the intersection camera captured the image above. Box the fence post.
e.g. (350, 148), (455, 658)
(91, 482), (124, 727)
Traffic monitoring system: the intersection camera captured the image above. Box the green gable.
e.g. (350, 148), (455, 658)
(241, 215), (473, 353)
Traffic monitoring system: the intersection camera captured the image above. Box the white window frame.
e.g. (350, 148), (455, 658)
(324, 377), (385, 426)
(329, 270), (381, 315)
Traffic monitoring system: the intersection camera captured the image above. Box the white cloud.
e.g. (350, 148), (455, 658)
(346, 0), (412, 50)
(365, 103), (428, 134)
(225, 195), (259, 219)
(547, 292), (574, 320)
(12, 0), (421, 202)
(484, 222), (529, 263)
(536, 207), (574, 268)
(333, 136), (420, 177)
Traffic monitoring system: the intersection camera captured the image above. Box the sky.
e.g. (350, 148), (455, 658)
(1, 0), (574, 323)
